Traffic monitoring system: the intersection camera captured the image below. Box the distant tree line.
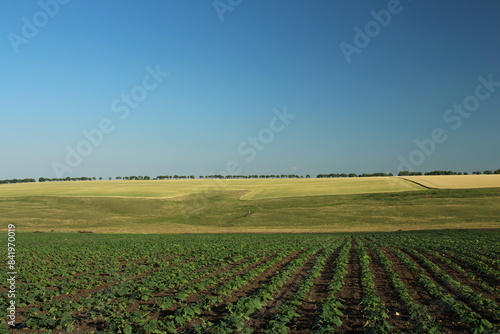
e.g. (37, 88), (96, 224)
(39, 177), (94, 182)
(0, 178), (36, 184)
(399, 169), (500, 176)
(317, 172), (393, 178)
(472, 169), (500, 175)
(201, 174), (304, 179)
(156, 175), (195, 180)
(4, 169), (500, 185)
(117, 176), (151, 180)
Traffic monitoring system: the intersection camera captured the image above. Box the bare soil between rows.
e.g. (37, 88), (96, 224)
(9, 242), (499, 333)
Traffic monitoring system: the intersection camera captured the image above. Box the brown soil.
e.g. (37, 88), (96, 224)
(289, 244), (343, 333)
(366, 247), (413, 332)
(383, 247), (470, 333)
(189, 247), (309, 330)
(442, 250), (500, 288)
(246, 247), (324, 333)
(421, 250), (499, 303)
(403, 249), (499, 324)
(336, 243), (364, 334)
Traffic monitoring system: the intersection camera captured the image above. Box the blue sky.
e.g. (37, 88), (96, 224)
(1, 0), (499, 179)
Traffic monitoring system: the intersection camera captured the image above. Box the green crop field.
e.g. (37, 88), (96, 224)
(1, 231), (499, 333)
(1, 177), (500, 233)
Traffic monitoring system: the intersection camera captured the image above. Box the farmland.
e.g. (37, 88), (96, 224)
(1, 230), (498, 333)
(1, 177), (500, 233)
(399, 175), (500, 189)
(1, 176), (499, 333)
(0, 177), (423, 200)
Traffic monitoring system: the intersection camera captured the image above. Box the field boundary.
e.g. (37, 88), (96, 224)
(397, 175), (500, 190)
(397, 177), (437, 189)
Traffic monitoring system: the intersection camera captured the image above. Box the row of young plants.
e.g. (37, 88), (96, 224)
(368, 231), (500, 289)
(5, 234), (213, 311)
(439, 249), (500, 282)
(370, 245), (441, 333)
(157, 245), (299, 333)
(369, 233), (498, 331)
(377, 231), (500, 281)
(16, 235), (296, 332)
(18, 249), (199, 323)
(348, 234), (498, 333)
(404, 248), (500, 322)
(206, 241), (333, 333)
(265, 239), (345, 333)
(15, 255), (171, 307)
(405, 236), (500, 282)
(460, 250), (500, 269)
(2, 231), (498, 333)
(153, 239), (327, 333)
(313, 238), (351, 333)
(392, 248), (498, 333)
(19, 252), (213, 331)
(85, 241), (291, 334)
(151, 248), (270, 308)
(356, 240), (393, 333)
(423, 248), (499, 296)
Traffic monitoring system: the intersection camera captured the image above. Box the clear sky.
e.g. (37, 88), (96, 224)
(1, 0), (499, 179)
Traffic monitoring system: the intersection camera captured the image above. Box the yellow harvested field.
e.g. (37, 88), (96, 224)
(398, 175), (500, 189)
(0, 177), (424, 200)
(238, 177), (423, 200)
